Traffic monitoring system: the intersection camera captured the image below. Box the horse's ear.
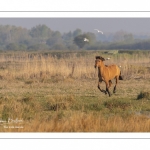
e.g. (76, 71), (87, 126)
(101, 57), (105, 61)
(99, 56), (105, 61)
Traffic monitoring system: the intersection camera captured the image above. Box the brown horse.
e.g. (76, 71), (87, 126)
(94, 56), (123, 97)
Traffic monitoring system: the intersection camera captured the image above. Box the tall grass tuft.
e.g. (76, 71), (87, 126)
(137, 91), (150, 100)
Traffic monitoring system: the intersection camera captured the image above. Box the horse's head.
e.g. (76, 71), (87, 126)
(94, 56), (105, 68)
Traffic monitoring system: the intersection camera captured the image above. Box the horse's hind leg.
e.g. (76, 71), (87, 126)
(113, 77), (118, 93)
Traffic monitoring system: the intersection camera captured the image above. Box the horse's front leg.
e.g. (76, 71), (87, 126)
(108, 80), (112, 88)
(105, 81), (111, 97)
(98, 79), (107, 94)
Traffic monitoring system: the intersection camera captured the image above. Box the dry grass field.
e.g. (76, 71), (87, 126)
(0, 50), (150, 132)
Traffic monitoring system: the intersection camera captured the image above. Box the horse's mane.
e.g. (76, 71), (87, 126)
(95, 56), (105, 61)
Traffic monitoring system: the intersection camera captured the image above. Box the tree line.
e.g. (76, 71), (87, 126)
(0, 24), (150, 51)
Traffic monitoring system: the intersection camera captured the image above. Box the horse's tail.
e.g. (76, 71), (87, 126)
(119, 71), (123, 80)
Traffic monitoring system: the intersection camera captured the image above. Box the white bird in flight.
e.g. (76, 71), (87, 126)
(83, 38), (89, 42)
(94, 29), (103, 34)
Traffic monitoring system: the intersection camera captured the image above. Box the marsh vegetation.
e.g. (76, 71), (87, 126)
(0, 50), (150, 132)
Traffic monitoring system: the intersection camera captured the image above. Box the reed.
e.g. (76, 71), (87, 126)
(0, 50), (150, 81)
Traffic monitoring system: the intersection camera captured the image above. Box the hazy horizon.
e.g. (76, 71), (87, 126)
(0, 18), (150, 34)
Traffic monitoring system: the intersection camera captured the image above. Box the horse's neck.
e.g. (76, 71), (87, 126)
(98, 67), (101, 75)
(98, 63), (105, 76)
(98, 66), (104, 75)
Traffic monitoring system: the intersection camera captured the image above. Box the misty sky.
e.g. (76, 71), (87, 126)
(0, 18), (150, 34)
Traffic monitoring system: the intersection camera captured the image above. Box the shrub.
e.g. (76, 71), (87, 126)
(137, 91), (150, 100)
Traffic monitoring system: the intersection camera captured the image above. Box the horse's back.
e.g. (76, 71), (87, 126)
(107, 64), (120, 72)
(105, 65), (120, 79)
